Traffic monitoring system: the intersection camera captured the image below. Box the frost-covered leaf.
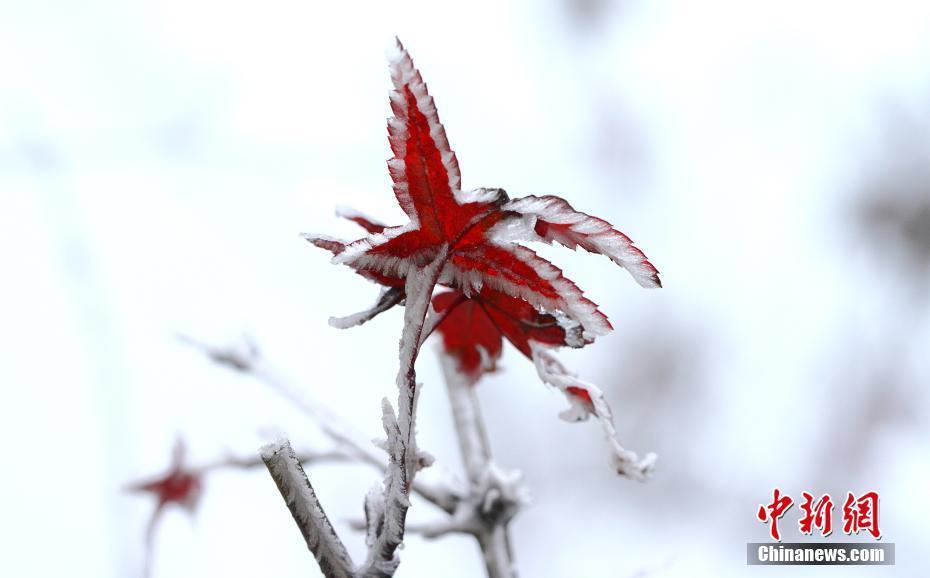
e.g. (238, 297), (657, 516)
(432, 287), (579, 382)
(432, 291), (502, 381)
(302, 40), (658, 345)
(443, 243), (612, 341)
(501, 195), (661, 288)
(335, 206), (387, 234)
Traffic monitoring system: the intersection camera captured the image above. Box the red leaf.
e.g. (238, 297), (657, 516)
(433, 287), (578, 380)
(478, 288), (573, 356)
(566, 385), (594, 406)
(433, 291), (502, 381)
(305, 39), (658, 349)
(504, 195), (662, 288)
(387, 40), (461, 240)
(446, 243), (612, 340)
(335, 206), (387, 234)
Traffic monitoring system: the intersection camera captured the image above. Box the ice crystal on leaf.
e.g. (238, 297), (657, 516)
(304, 38), (660, 479)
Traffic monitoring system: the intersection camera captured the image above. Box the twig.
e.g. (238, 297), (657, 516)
(329, 286), (405, 329)
(356, 248), (448, 577)
(195, 447), (350, 474)
(261, 438), (355, 578)
(178, 333), (461, 513)
(440, 353), (522, 578)
(530, 343), (656, 481)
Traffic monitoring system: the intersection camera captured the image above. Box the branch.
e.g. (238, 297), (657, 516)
(530, 343), (656, 481)
(329, 286), (405, 329)
(261, 438), (355, 578)
(440, 352), (523, 578)
(356, 247), (449, 577)
(179, 333), (461, 513)
(195, 447), (350, 474)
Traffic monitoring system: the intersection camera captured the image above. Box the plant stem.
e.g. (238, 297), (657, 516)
(440, 354), (519, 578)
(261, 439), (355, 578)
(357, 247), (449, 576)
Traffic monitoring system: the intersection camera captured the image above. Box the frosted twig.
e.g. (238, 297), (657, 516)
(178, 334), (461, 513)
(194, 447), (350, 474)
(530, 343), (656, 481)
(356, 247), (449, 577)
(441, 353), (523, 578)
(329, 286), (405, 329)
(261, 438), (355, 578)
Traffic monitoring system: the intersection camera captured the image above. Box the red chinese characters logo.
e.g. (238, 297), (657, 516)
(757, 489), (881, 541)
(757, 488), (793, 541)
(798, 492), (834, 537)
(843, 491), (881, 539)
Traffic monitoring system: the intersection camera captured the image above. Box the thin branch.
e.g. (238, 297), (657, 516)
(178, 333), (461, 513)
(357, 247), (449, 577)
(440, 353), (522, 578)
(329, 286), (405, 329)
(195, 447), (350, 474)
(261, 438), (355, 578)
(530, 343), (656, 481)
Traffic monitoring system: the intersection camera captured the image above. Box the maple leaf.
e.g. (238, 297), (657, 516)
(304, 38), (659, 339)
(432, 287), (577, 383)
(126, 439), (202, 573)
(303, 39), (661, 479)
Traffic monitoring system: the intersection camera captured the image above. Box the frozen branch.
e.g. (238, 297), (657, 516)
(195, 447), (350, 474)
(356, 247), (448, 577)
(179, 333), (461, 513)
(329, 286), (405, 329)
(440, 353), (523, 578)
(530, 343), (656, 481)
(261, 438), (355, 578)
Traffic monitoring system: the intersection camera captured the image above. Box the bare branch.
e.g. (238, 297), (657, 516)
(261, 438), (355, 578)
(440, 353), (524, 578)
(179, 333), (462, 513)
(195, 447), (350, 474)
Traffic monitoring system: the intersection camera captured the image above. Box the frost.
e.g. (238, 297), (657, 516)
(502, 195), (662, 289)
(440, 243), (613, 341)
(302, 233), (348, 255)
(261, 438), (355, 577)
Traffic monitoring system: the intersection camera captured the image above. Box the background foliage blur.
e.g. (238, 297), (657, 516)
(2, 0), (928, 576)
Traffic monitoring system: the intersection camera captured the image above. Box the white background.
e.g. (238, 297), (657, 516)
(2, 0), (929, 576)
